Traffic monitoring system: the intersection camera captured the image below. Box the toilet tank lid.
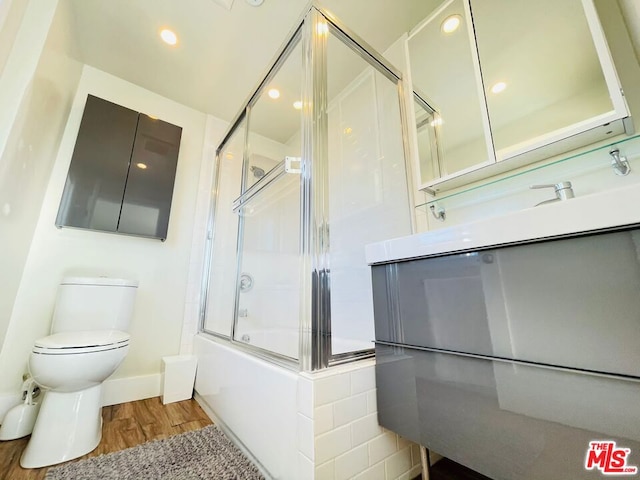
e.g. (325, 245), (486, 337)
(61, 276), (138, 287)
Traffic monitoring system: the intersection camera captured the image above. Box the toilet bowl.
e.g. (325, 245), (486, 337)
(19, 276), (138, 469)
(20, 330), (130, 468)
(29, 330), (130, 392)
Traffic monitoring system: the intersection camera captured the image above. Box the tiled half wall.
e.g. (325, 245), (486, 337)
(298, 360), (423, 480)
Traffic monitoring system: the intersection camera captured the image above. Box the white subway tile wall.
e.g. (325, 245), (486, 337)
(298, 413), (315, 460)
(335, 444), (369, 480)
(298, 376), (314, 418)
(299, 361), (422, 480)
(315, 404), (334, 436)
(352, 462), (386, 480)
(299, 452), (315, 480)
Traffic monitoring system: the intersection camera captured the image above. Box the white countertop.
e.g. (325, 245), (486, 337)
(366, 183), (640, 265)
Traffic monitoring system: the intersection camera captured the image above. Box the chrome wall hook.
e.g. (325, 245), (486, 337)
(429, 204), (446, 222)
(610, 148), (631, 176)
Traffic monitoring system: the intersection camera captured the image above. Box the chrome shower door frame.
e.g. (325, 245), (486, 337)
(200, 2), (416, 372)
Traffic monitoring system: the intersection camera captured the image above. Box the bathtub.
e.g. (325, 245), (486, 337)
(193, 332), (422, 480)
(193, 334), (299, 479)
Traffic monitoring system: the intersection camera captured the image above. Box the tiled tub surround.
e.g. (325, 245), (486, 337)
(193, 336), (422, 480)
(301, 361), (422, 480)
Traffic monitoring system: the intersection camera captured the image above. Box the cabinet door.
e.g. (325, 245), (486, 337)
(470, 0), (617, 159)
(56, 95), (138, 231)
(117, 114), (182, 240)
(407, 0), (493, 180)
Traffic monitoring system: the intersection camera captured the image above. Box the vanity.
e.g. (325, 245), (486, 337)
(367, 184), (640, 479)
(407, 0), (633, 193)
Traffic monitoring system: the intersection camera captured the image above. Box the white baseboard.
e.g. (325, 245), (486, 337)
(101, 373), (162, 406)
(0, 392), (23, 424)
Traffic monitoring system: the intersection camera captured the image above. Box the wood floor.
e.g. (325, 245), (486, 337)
(0, 397), (212, 480)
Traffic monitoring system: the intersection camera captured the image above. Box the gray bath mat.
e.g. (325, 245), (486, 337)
(45, 425), (265, 480)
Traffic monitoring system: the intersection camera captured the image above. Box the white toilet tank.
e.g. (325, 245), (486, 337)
(51, 277), (138, 334)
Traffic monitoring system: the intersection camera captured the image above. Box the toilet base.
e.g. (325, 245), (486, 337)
(20, 384), (103, 468)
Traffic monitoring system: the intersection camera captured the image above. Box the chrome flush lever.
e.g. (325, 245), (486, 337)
(530, 181), (574, 207)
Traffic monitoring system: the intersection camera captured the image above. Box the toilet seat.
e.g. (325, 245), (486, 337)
(33, 330), (129, 355)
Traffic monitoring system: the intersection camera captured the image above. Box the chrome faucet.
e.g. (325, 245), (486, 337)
(530, 181), (574, 207)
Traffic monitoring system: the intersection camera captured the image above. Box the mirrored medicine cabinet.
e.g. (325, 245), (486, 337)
(408, 0), (633, 193)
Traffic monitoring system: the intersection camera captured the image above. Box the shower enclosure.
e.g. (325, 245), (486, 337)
(199, 4), (414, 371)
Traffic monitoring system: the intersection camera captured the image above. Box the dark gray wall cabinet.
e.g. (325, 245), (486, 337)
(55, 95), (182, 240)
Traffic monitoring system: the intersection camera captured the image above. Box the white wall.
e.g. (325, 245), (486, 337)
(178, 113), (228, 355)
(0, 0), (58, 157)
(0, 65), (207, 400)
(0, 0), (29, 78)
(0, 0), (82, 357)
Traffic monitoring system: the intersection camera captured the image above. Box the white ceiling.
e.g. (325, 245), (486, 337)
(60, 0), (640, 146)
(66, 0), (435, 129)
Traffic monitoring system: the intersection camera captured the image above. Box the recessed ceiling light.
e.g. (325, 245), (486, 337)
(268, 88), (280, 99)
(225, 152), (234, 159)
(343, 127), (353, 135)
(160, 29), (178, 46)
(317, 23), (329, 35)
(441, 15), (462, 34)
(293, 101), (302, 110)
(136, 163), (148, 169)
(491, 81), (507, 94)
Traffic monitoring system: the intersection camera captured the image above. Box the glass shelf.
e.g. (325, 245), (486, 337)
(416, 134), (640, 227)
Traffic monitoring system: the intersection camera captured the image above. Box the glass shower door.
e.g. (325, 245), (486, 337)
(233, 169), (302, 359)
(232, 37), (303, 360)
(202, 120), (245, 337)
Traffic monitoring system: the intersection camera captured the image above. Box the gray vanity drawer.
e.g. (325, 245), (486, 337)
(371, 228), (640, 378)
(375, 343), (640, 480)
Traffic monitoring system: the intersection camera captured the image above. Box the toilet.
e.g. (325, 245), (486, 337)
(20, 276), (138, 468)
